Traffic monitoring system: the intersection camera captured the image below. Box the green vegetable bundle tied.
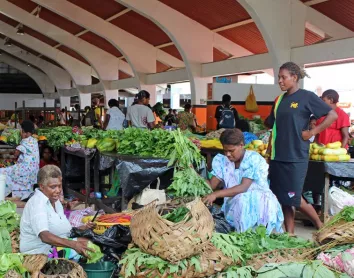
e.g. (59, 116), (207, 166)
(86, 241), (103, 264)
(96, 138), (116, 152)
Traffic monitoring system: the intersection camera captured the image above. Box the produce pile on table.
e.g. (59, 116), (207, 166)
(310, 141), (350, 162)
(0, 159), (16, 168)
(245, 139), (268, 158)
(0, 129), (21, 146)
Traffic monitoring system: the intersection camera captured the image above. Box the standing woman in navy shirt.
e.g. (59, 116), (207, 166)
(266, 62), (338, 234)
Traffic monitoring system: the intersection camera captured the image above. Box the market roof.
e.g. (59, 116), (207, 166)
(0, 0), (353, 95)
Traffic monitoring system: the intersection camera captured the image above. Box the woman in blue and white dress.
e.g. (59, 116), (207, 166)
(203, 128), (284, 233)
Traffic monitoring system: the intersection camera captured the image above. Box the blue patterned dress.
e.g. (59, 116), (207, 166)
(0, 136), (39, 198)
(211, 151), (284, 233)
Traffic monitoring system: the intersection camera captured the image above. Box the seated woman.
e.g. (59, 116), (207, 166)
(203, 129), (284, 233)
(20, 165), (95, 258)
(39, 146), (58, 168)
(0, 120), (39, 199)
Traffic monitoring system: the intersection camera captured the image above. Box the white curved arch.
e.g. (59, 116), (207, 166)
(0, 53), (55, 94)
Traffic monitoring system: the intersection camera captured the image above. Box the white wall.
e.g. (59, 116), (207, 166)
(211, 83), (282, 102)
(0, 94), (55, 110)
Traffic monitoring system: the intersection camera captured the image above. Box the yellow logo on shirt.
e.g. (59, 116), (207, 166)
(290, 102), (299, 109)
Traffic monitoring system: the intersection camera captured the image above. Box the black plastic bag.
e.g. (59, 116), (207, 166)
(209, 205), (234, 234)
(70, 224), (131, 262)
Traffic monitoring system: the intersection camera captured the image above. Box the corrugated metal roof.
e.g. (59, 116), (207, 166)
(57, 45), (89, 65)
(7, 0), (38, 13)
(67, 0), (127, 19)
(213, 47), (231, 62)
(218, 23), (268, 54)
(305, 29), (323, 45)
(160, 44), (183, 61)
(309, 0), (354, 32)
(119, 70), (132, 79)
(156, 61), (171, 72)
(79, 32), (122, 57)
(159, 0), (251, 30)
(110, 11), (171, 46)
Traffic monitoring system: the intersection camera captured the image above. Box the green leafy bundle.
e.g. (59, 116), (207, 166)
(211, 233), (243, 263)
(38, 127), (78, 150)
(222, 226), (315, 261)
(162, 207), (190, 223)
(0, 228), (12, 255)
(119, 247), (202, 278)
(0, 253), (27, 277)
(321, 206), (354, 231)
(168, 167), (212, 197)
(86, 241), (103, 264)
(0, 201), (20, 233)
(2, 129), (21, 146)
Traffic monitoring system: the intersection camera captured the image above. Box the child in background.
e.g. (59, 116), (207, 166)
(39, 146), (58, 169)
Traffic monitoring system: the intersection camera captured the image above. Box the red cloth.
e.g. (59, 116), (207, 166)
(39, 159), (59, 169)
(316, 107), (350, 147)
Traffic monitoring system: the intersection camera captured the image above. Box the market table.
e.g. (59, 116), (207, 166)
(304, 159), (354, 222)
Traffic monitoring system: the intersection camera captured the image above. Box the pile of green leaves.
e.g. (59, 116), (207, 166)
(38, 127), (78, 150)
(119, 247), (202, 278)
(0, 201), (20, 232)
(2, 129), (21, 146)
(211, 233), (243, 263)
(216, 226), (314, 261)
(0, 228), (12, 255)
(168, 167), (212, 197)
(162, 207), (190, 223)
(0, 253), (27, 277)
(321, 206), (354, 231)
(214, 261), (349, 278)
(86, 241), (103, 264)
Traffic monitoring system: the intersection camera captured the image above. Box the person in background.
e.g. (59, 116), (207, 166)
(236, 119), (258, 145)
(317, 89), (350, 148)
(103, 99), (125, 130)
(70, 104), (81, 127)
(266, 62), (337, 234)
(81, 106), (92, 126)
(203, 129), (283, 233)
(29, 115), (38, 130)
(215, 94), (240, 129)
(59, 109), (66, 126)
(164, 109), (176, 126)
(37, 115), (44, 128)
(40, 146), (58, 169)
(0, 120), (39, 199)
(177, 103), (197, 132)
(7, 114), (19, 128)
(126, 90), (155, 129)
(309, 116), (317, 143)
(173, 109), (178, 118)
(92, 98), (103, 128)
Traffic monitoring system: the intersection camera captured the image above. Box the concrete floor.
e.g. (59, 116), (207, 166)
(294, 220), (316, 240)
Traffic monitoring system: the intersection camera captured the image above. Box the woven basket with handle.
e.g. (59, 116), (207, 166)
(246, 248), (316, 270)
(22, 254), (48, 275)
(34, 259), (87, 278)
(4, 270), (22, 278)
(314, 221), (354, 245)
(130, 198), (214, 263)
(120, 243), (234, 278)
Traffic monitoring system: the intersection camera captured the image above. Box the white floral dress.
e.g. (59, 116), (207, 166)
(211, 151), (284, 233)
(0, 136), (39, 198)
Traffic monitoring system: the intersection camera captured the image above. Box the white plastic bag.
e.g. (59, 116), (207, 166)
(328, 186), (354, 216)
(135, 177), (166, 206)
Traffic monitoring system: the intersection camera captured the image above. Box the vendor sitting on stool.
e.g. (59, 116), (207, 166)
(20, 165), (96, 259)
(203, 129), (284, 233)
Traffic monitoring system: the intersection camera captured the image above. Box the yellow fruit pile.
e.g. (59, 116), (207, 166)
(200, 139), (223, 150)
(245, 140), (268, 157)
(310, 141), (350, 162)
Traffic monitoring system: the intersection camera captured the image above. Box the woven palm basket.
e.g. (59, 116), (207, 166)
(22, 254), (48, 275)
(10, 229), (19, 253)
(246, 248), (316, 270)
(314, 221), (354, 245)
(120, 243), (234, 278)
(130, 198), (214, 263)
(35, 259), (87, 278)
(4, 270), (22, 278)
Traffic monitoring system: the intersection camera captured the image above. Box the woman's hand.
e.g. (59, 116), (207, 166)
(72, 240), (95, 258)
(302, 130), (314, 141)
(203, 193), (217, 206)
(78, 222), (97, 231)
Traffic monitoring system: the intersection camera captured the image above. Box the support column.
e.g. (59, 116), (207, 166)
(140, 85), (157, 106)
(60, 96), (71, 110)
(193, 77), (211, 126)
(170, 87), (180, 109)
(79, 93), (92, 109)
(104, 90), (119, 108)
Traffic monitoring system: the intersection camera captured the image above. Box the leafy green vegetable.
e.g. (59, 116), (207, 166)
(38, 127), (78, 150)
(321, 206), (354, 231)
(0, 201), (20, 232)
(211, 266), (255, 278)
(211, 233), (243, 263)
(119, 248), (202, 278)
(86, 241), (103, 264)
(0, 253), (27, 277)
(162, 207), (190, 223)
(1, 129), (21, 146)
(323, 244), (354, 257)
(0, 228), (12, 255)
